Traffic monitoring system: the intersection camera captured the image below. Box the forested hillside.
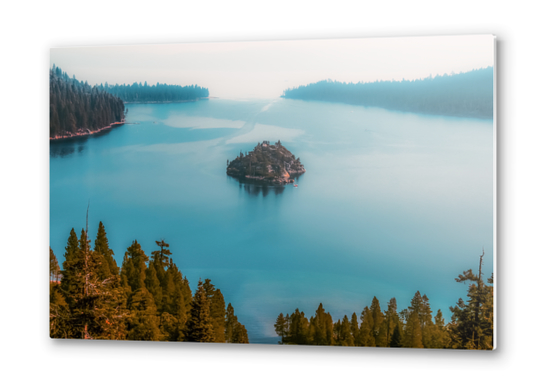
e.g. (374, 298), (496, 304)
(49, 222), (248, 343)
(282, 67), (493, 119)
(274, 253), (494, 350)
(49, 65), (125, 139)
(105, 82), (209, 102)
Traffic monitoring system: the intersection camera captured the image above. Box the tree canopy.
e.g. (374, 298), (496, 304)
(50, 222), (247, 343)
(282, 67), (493, 119)
(50, 65), (125, 138)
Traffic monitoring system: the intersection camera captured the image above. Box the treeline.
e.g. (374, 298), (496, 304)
(275, 254), (493, 349)
(50, 65), (125, 138)
(282, 67), (493, 119)
(103, 82), (209, 103)
(49, 222), (248, 343)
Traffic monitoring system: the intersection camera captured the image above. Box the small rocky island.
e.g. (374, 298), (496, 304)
(227, 140), (306, 185)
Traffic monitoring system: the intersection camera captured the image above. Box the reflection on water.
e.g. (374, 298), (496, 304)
(50, 142), (86, 158)
(239, 182), (285, 197)
(50, 127), (116, 157)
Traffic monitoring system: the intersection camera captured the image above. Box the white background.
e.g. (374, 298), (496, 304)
(1, 0), (539, 382)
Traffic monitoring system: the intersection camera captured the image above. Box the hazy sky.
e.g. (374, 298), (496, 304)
(51, 35), (494, 99)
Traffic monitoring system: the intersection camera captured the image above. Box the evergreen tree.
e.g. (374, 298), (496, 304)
(151, 239), (172, 283)
(60, 228), (127, 339)
(309, 303), (333, 345)
(426, 309), (451, 349)
(159, 312), (180, 341)
(225, 303), (249, 343)
(389, 324), (402, 348)
(449, 252), (493, 349)
(383, 298), (400, 347)
(127, 287), (160, 341)
(124, 240), (148, 292)
(274, 313), (287, 344)
(370, 296), (386, 347)
(403, 312), (423, 348)
(286, 309), (310, 345)
(350, 312), (360, 345)
(357, 306), (376, 346)
(145, 262), (163, 311)
(94, 221), (119, 277)
(50, 248), (60, 283)
(50, 280), (69, 338)
(185, 280), (215, 342)
(336, 315), (354, 346)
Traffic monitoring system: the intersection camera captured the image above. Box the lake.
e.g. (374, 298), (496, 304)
(50, 98), (494, 344)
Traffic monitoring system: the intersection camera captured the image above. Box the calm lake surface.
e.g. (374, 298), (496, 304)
(50, 98), (494, 344)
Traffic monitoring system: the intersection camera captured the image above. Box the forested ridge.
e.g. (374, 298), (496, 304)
(49, 65), (125, 139)
(282, 67), (494, 119)
(105, 82), (209, 103)
(274, 253), (494, 349)
(49, 222), (248, 343)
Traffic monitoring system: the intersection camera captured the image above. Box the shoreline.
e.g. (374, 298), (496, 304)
(49, 120), (125, 141)
(124, 97), (213, 104)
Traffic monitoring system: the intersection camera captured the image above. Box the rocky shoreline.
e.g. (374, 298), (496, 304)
(49, 120), (125, 141)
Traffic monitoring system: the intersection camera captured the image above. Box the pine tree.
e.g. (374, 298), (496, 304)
(274, 313), (287, 344)
(449, 251), (493, 349)
(419, 294), (434, 347)
(127, 287), (160, 341)
(427, 309), (451, 349)
(390, 324), (402, 347)
(50, 279), (69, 338)
(350, 312), (360, 345)
(94, 221), (119, 278)
(370, 296), (386, 347)
(124, 240), (148, 292)
(357, 306), (376, 346)
(336, 315), (354, 346)
(60, 228), (127, 339)
(287, 309), (310, 344)
(403, 311), (423, 348)
(151, 239), (172, 283)
(224, 303), (249, 343)
(310, 303), (333, 345)
(145, 262), (163, 311)
(185, 280), (215, 342)
(50, 248), (60, 283)
(383, 298), (399, 347)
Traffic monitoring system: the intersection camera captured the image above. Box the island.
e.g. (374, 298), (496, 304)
(226, 141), (306, 185)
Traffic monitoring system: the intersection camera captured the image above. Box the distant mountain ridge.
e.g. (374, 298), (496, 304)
(281, 67), (494, 119)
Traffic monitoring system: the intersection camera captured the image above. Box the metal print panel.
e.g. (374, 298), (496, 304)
(49, 35), (495, 349)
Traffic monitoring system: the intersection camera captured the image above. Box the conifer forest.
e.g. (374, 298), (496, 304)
(282, 67), (493, 119)
(49, 66), (125, 138)
(50, 222), (492, 349)
(49, 222), (248, 343)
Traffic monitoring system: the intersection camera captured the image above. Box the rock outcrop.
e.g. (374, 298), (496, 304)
(226, 140), (305, 185)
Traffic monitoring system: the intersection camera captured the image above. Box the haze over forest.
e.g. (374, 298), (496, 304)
(51, 35), (494, 99)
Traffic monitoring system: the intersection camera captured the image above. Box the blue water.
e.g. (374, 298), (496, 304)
(50, 98), (494, 344)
